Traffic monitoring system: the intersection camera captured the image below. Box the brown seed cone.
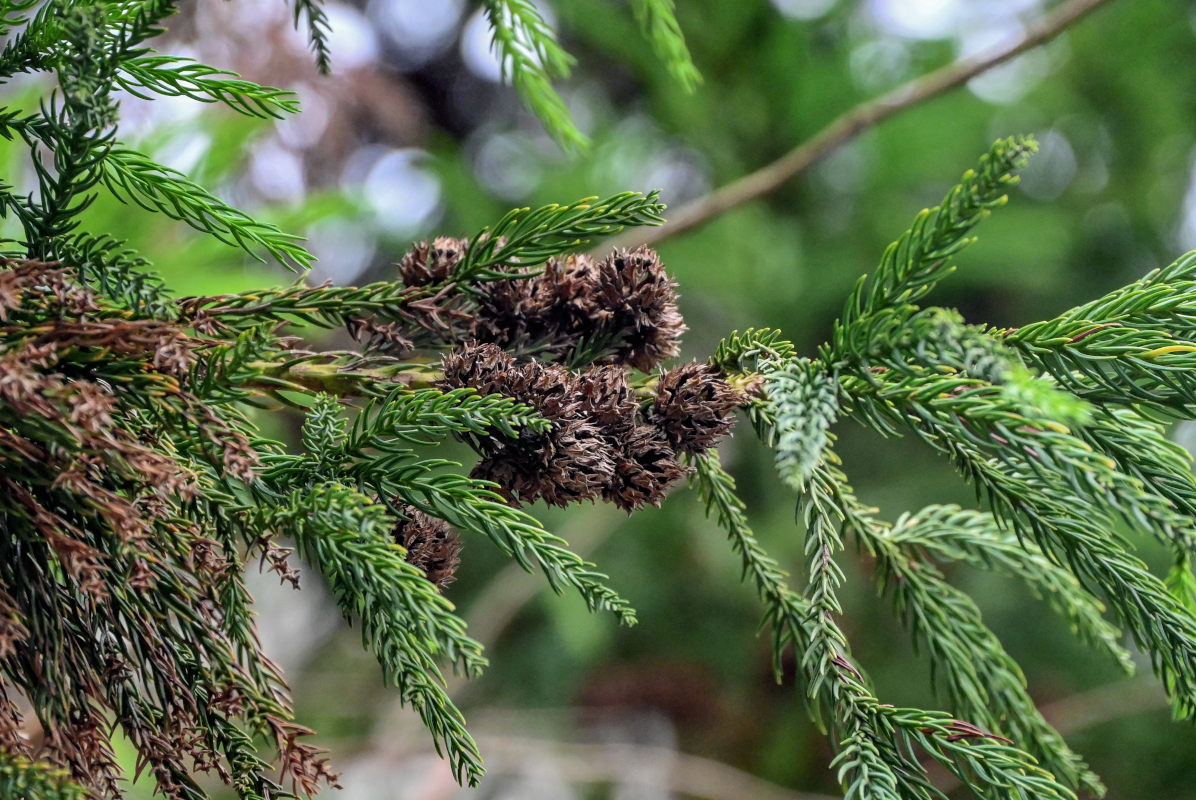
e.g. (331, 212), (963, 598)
(392, 506), (462, 589)
(440, 343), (616, 507)
(439, 341), (518, 398)
(594, 246), (686, 371)
(603, 424), (689, 512)
(397, 236), (468, 286)
(469, 247), (685, 370)
(473, 418), (615, 507)
(650, 362), (742, 454)
(577, 364), (639, 439)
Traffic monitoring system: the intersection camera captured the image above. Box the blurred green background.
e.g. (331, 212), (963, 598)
(29, 0), (1196, 796)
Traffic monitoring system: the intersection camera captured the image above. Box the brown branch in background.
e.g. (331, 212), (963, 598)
(606, 0), (1118, 251)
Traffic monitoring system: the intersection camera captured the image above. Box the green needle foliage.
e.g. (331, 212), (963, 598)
(481, 0), (696, 147)
(699, 135), (1196, 798)
(2, 4), (1196, 800)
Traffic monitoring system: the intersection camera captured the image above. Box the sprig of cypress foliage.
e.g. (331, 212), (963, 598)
(116, 56), (301, 119)
(267, 483), (485, 785)
(885, 505), (1133, 673)
(765, 357), (840, 492)
(0, 0), (39, 38)
(690, 136), (1196, 797)
(458, 191), (667, 281)
(370, 465), (638, 625)
(834, 135), (1037, 335)
(291, 0), (333, 74)
(1003, 250), (1196, 414)
(870, 517), (1100, 793)
(480, 0), (697, 148)
(101, 147), (315, 270)
(629, 0), (702, 91)
(483, 0), (584, 149)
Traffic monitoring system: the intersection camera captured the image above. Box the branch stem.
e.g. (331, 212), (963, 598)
(607, 0), (1117, 250)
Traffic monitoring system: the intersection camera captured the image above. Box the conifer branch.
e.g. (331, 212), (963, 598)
(766, 357), (839, 493)
(369, 464), (638, 626)
(629, 0), (701, 92)
(267, 483), (486, 785)
(689, 450), (809, 682)
(483, 0), (583, 149)
(458, 191), (667, 282)
(179, 279), (423, 329)
(870, 519), (1100, 793)
(116, 56), (301, 119)
(344, 387), (551, 445)
(291, 0), (333, 74)
(836, 137), (1035, 334)
(1003, 251), (1196, 415)
(886, 505), (1133, 673)
(0, 0), (38, 38)
(838, 370), (1196, 718)
(807, 456), (1080, 799)
(101, 147), (315, 270)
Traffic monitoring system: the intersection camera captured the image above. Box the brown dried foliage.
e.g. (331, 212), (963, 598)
(0, 260), (331, 798)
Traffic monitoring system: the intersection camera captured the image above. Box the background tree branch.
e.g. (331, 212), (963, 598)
(605, 0), (1117, 251)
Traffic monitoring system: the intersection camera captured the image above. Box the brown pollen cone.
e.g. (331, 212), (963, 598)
(392, 506), (462, 589)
